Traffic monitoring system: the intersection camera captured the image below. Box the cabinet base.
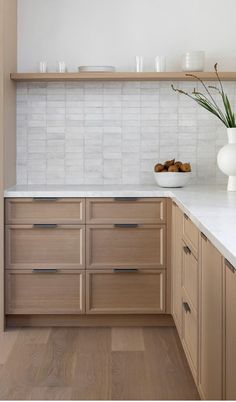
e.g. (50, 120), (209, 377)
(6, 314), (174, 328)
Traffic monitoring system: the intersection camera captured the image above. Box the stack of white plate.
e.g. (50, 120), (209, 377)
(78, 66), (116, 72)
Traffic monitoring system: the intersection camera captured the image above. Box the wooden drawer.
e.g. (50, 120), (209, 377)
(86, 197), (166, 224)
(86, 224), (166, 269)
(5, 225), (85, 270)
(182, 241), (198, 310)
(86, 269), (165, 314)
(183, 213), (199, 257)
(5, 269), (85, 314)
(5, 198), (85, 224)
(182, 293), (198, 381)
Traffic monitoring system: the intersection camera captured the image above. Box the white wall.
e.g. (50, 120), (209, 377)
(18, 0), (236, 72)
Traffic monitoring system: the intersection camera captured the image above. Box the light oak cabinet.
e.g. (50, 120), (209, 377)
(5, 269), (85, 314)
(172, 202), (183, 334)
(172, 203), (199, 384)
(5, 197), (168, 317)
(86, 269), (165, 314)
(199, 235), (223, 400)
(86, 197), (166, 224)
(86, 224), (165, 270)
(225, 259), (236, 400)
(5, 225), (85, 270)
(5, 198), (85, 224)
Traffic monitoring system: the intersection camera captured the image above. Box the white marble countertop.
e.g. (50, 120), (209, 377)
(4, 184), (236, 268)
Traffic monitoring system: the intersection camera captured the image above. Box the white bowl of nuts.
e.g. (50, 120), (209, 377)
(153, 159), (191, 188)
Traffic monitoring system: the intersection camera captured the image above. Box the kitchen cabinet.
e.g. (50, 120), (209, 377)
(86, 270), (165, 314)
(86, 197), (166, 224)
(86, 224), (165, 270)
(5, 198), (85, 224)
(199, 235), (223, 400)
(172, 203), (199, 383)
(5, 269), (85, 314)
(5, 225), (85, 270)
(5, 197), (168, 319)
(172, 202), (183, 334)
(225, 259), (236, 400)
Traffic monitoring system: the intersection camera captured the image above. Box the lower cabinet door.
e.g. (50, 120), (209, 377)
(86, 269), (165, 314)
(5, 270), (85, 314)
(225, 259), (236, 400)
(182, 293), (198, 382)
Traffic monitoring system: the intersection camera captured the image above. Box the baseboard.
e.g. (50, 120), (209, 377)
(6, 313), (174, 328)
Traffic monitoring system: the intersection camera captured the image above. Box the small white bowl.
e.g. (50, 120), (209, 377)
(153, 172), (191, 188)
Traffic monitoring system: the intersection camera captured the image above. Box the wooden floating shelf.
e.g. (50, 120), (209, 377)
(10, 71), (236, 82)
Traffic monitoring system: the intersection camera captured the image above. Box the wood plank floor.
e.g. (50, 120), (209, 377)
(0, 327), (199, 400)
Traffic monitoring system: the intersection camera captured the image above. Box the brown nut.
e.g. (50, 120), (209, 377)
(174, 161), (182, 169)
(168, 165), (179, 172)
(160, 168), (168, 172)
(164, 159), (175, 168)
(154, 163), (164, 172)
(180, 163), (191, 172)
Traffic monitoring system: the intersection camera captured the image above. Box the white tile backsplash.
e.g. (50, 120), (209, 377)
(16, 81), (231, 185)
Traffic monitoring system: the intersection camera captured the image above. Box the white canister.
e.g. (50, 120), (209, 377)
(182, 51), (205, 72)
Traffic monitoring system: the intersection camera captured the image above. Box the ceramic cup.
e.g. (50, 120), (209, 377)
(182, 51), (205, 72)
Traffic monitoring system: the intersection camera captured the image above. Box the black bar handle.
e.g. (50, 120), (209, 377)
(113, 268), (139, 273)
(114, 197), (138, 202)
(201, 232), (208, 242)
(183, 302), (191, 313)
(183, 245), (191, 255)
(33, 197), (59, 201)
(33, 224), (58, 228)
(114, 224), (138, 228)
(225, 259), (236, 273)
(32, 268), (58, 273)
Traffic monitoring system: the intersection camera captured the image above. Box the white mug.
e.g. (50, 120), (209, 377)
(155, 56), (166, 72)
(39, 61), (47, 73)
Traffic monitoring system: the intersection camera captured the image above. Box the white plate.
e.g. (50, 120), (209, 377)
(78, 66), (116, 72)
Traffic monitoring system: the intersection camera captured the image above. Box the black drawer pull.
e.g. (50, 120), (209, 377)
(225, 259), (236, 273)
(183, 245), (191, 255)
(201, 232), (208, 242)
(33, 197), (59, 201)
(33, 224), (58, 228)
(114, 224), (138, 228)
(183, 301), (191, 313)
(113, 268), (139, 273)
(114, 197), (138, 202)
(32, 268), (58, 273)
(184, 213), (189, 220)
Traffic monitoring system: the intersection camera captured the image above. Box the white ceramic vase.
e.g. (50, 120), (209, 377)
(217, 128), (236, 191)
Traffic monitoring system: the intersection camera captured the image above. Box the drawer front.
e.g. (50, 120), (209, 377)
(5, 270), (85, 314)
(5, 198), (85, 224)
(183, 213), (199, 257)
(86, 224), (166, 269)
(86, 198), (166, 224)
(86, 269), (165, 314)
(182, 295), (198, 380)
(182, 242), (198, 310)
(5, 225), (85, 269)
